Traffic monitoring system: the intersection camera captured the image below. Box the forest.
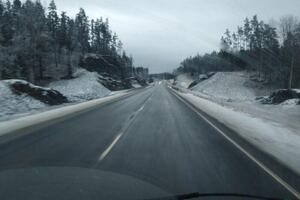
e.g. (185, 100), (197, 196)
(0, 0), (142, 85)
(175, 15), (300, 89)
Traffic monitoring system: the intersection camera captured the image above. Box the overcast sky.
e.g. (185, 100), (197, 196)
(51, 0), (300, 73)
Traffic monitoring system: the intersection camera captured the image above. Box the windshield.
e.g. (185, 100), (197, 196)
(0, 0), (299, 200)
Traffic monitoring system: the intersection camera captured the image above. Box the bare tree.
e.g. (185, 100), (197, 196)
(279, 15), (298, 43)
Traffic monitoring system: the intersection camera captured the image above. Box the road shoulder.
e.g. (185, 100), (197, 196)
(169, 86), (300, 199)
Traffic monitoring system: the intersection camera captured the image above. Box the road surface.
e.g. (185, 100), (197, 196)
(0, 83), (297, 199)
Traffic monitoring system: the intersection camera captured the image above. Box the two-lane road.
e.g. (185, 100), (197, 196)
(0, 83), (297, 199)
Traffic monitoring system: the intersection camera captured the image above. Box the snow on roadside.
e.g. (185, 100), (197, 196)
(0, 68), (112, 122)
(0, 91), (131, 137)
(49, 68), (111, 102)
(191, 72), (268, 101)
(132, 83), (142, 88)
(175, 73), (194, 89)
(175, 71), (299, 132)
(0, 81), (48, 121)
(280, 99), (300, 107)
(176, 91), (300, 175)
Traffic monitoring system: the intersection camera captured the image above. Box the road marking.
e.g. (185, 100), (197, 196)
(171, 89), (300, 199)
(99, 133), (122, 161)
(98, 92), (153, 162)
(137, 105), (145, 112)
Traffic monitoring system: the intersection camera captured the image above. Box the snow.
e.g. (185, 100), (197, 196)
(175, 73), (194, 89)
(0, 90), (131, 137)
(280, 99), (300, 107)
(49, 68), (111, 102)
(172, 71), (300, 174)
(0, 68), (113, 122)
(191, 72), (267, 101)
(0, 81), (48, 121)
(5, 79), (52, 91)
(173, 88), (300, 175)
(132, 83), (142, 88)
(178, 72), (299, 131)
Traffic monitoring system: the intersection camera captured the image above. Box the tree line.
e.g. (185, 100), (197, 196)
(176, 15), (300, 89)
(0, 0), (136, 84)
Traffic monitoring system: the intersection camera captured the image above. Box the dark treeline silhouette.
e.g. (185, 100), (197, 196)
(0, 0), (141, 84)
(175, 15), (300, 89)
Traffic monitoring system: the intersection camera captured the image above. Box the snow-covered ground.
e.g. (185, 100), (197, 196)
(175, 91), (300, 175)
(173, 71), (300, 174)
(191, 72), (269, 101)
(175, 73), (195, 89)
(0, 69), (112, 122)
(0, 81), (47, 121)
(49, 68), (111, 102)
(0, 90), (131, 137)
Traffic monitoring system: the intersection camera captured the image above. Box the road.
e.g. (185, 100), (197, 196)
(0, 83), (297, 199)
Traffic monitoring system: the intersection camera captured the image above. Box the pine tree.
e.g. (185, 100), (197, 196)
(243, 17), (251, 50)
(47, 0), (59, 68)
(75, 8), (90, 55)
(58, 11), (68, 49)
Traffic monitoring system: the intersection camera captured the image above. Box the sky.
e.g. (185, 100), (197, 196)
(50, 0), (300, 73)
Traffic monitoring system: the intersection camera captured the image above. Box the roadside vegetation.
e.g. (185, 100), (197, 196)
(0, 0), (148, 86)
(175, 15), (300, 90)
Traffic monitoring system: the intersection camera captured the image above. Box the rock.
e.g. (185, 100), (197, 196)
(188, 80), (200, 89)
(260, 89), (300, 104)
(8, 80), (68, 105)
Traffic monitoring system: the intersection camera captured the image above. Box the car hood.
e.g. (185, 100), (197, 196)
(0, 166), (170, 200)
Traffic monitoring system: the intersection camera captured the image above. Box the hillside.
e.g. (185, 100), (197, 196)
(0, 69), (112, 121)
(191, 72), (271, 101)
(49, 69), (111, 102)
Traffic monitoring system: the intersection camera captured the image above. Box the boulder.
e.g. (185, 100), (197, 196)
(8, 80), (68, 105)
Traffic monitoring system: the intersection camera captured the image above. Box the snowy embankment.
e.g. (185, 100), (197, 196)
(49, 68), (111, 102)
(0, 90), (130, 137)
(0, 81), (48, 121)
(173, 71), (300, 174)
(175, 73), (195, 89)
(191, 72), (262, 101)
(175, 91), (300, 175)
(0, 69), (112, 122)
(175, 72), (300, 130)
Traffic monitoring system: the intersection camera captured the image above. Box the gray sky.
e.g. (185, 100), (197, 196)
(51, 0), (300, 73)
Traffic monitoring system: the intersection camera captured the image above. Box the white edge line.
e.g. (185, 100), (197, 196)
(171, 89), (300, 199)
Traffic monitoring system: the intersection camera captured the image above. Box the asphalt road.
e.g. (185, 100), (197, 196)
(0, 83), (297, 199)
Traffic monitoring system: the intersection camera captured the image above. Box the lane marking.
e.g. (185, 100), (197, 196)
(98, 92), (153, 162)
(137, 105), (145, 112)
(170, 89), (300, 199)
(99, 133), (122, 161)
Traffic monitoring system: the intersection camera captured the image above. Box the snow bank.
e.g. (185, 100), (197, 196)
(175, 73), (194, 89)
(191, 72), (263, 101)
(0, 90), (131, 137)
(280, 99), (300, 106)
(0, 69), (112, 121)
(175, 90), (300, 175)
(0, 81), (48, 121)
(49, 68), (111, 102)
(132, 83), (142, 88)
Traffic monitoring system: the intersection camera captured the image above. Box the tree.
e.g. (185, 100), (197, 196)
(75, 8), (90, 55)
(243, 17), (251, 50)
(58, 11), (68, 49)
(0, 0), (135, 82)
(279, 15), (298, 42)
(280, 16), (299, 89)
(220, 29), (232, 52)
(237, 26), (244, 50)
(47, 0), (59, 68)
